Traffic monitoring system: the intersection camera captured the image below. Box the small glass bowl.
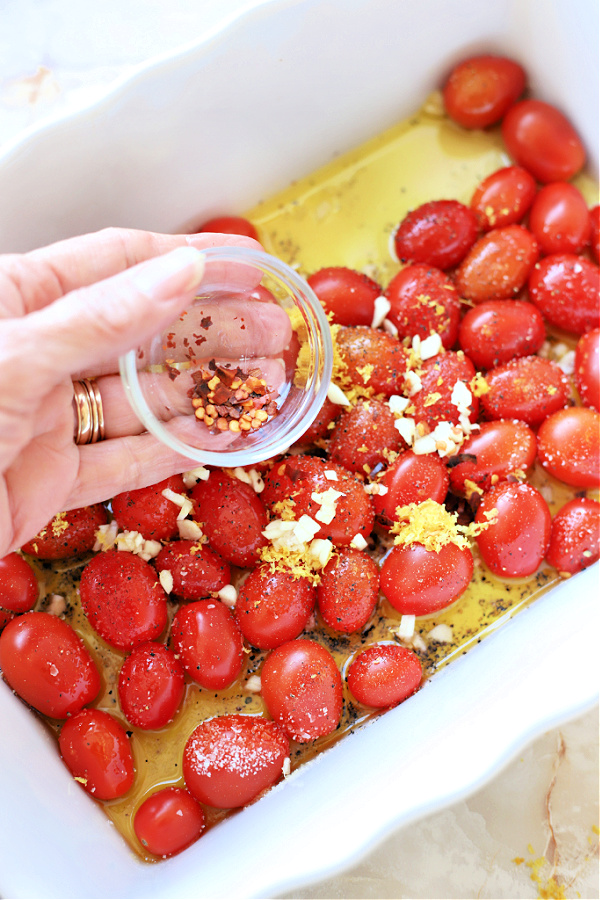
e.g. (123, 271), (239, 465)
(119, 246), (333, 466)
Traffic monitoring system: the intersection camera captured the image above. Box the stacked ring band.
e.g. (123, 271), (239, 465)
(73, 378), (106, 444)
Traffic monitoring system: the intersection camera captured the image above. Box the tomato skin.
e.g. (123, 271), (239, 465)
(470, 166), (536, 231)
(112, 475), (187, 541)
(380, 541), (474, 615)
(190, 470), (268, 567)
(260, 639), (343, 742)
(134, 787), (205, 858)
(393, 200), (478, 270)
(235, 565), (315, 650)
(183, 714), (289, 809)
(0, 612), (100, 718)
(59, 708), (135, 800)
(328, 399), (405, 475)
(118, 642), (185, 730)
(537, 407), (600, 488)
(575, 328), (600, 411)
(454, 225), (539, 302)
(458, 299), (546, 370)
(442, 55), (526, 129)
(335, 326), (409, 397)
(196, 215), (259, 241)
(590, 206), (600, 263)
(297, 396), (340, 444)
(481, 356), (569, 427)
(0, 609), (13, 632)
(373, 451), (449, 528)
(528, 253), (600, 336)
(316, 548), (380, 633)
(545, 498), (600, 575)
(0, 552), (38, 613)
(411, 351), (479, 430)
(475, 482), (551, 577)
(502, 99), (586, 183)
(385, 263), (461, 348)
(154, 540), (230, 600)
(80, 550), (168, 651)
(347, 644), (422, 708)
(21, 504), (108, 559)
(171, 599), (244, 689)
(448, 420), (537, 495)
(528, 182), (591, 256)
(307, 266), (382, 326)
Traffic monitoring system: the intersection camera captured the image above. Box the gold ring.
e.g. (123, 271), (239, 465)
(73, 378), (106, 444)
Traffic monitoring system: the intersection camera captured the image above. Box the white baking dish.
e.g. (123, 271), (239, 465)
(0, 1), (597, 897)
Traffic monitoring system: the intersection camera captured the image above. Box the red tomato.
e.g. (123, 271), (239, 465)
(528, 253), (600, 335)
(393, 200), (478, 270)
(316, 548), (379, 633)
(481, 356), (569, 427)
(190, 470), (268, 567)
(347, 643), (422, 708)
(196, 215), (259, 241)
(171, 599), (244, 689)
(21, 504), (107, 559)
(590, 205), (600, 263)
(260, 639), (343, 742)
(328, 399), (405, 475)
(385, 263), (461, 348)
(297, 396), (341, 444)
(411, 351), (479, 430)
(458, 299), (546, 369)
(448, 420), (537, 495)
(134, 787), (205, 858)
(454, 225), (539, 302)
(59, 708), (135, 800)
(528, 182), (591, 255)
(442, 55), (526, 129)
(373, 451), (449, 528)
(307, 266), (382, 326)
(235, 565), (315, 650)
(545, 498), (600, 575)
(0, 609), (12, 632)
(80, 550), (168, 651)
(335, 326), (410, 397)
(0, 612), (100, 718)
(183, 714), (289, 808)
(475, 482), (551, 577)
(575, 328), (600, 410)
(118, 642), (185, 730)
(111, 475), (187, 541)
(154, 540), (230, 600)
(470, 166), (536, 231)
(502, 99), (586, 183)
(380, 541), (474, 615)
(0, 552), (38, 613)
(537, 407), (600, 488)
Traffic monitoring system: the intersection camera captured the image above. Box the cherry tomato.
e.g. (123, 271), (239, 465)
(411, 351), (479, 431)
(134, 787), (205, 858)
(380, 541), (474, 615)
(235, 565), (315, 650)
(307, 266), (382, 326)
(183, 714), (289, 809)
(297, 396), (340, 444)
(335, 326), (409, 397)
(80, 550), (168, 651)
(590, 205), (600, 263)
(575, 328), (600, 410)
(454, 225), (539, 302)
(154, 540), (230, 600)
(347, 643), (422, 708)
(545, 498), (600, 575)
(448, 420), (537, 496)
(328, 399), (405, 475)
(0, 612), (100, 718)
(0, 609), (12, 632)
(470, 166), (536, 231)
(59, 708), (135, 800)
(442, 55), (526, 129)
(171, 599), (244, 689)
(112, 475), (187, 541)
(481, 356), (569, 427)
(475, 482), (551, 577)
(528, 182), (591, 255)
(385, 263), (461, 348)
(0, 552), (38, 613)
(21, 504), (108, 559)
(393, 200), (478, 270)
(373, 451), (449, 528)
(260, 638), (343, 742)
(196, 215), (259, 241)
(528, 253), (600, 335)
(502, 99), (586, 183)
(537, 407), (600, 488)
(316, 547), (379, 633)
(190, 470), (268, 567)
(118, 642), (185, 730)
(458, 299), (546, 370)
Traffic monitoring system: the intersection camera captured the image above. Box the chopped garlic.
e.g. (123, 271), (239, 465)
(282, 757), (291, 777)
(229, 467), (265, 493)
(327, 381), (351, 406)
(182, 466), (210, 488)
(350, 533), (368, 550)
(178, 519), (204, 541)
(557, 350), (576, 374)
(397, 614), (416, 640)
(371, 295), (392, 328)
(311, 488), (344, 524)
(382, 318), (399, 337)
(161, 488), (193, 520)
(405, 370), (422, 396)
(395, 417), (416, 445)
(324, 469), (339, 481)
(428, 623), (453, 643)
(93, 520), (119, 552)
(451, 380), (472, 414)
(46, 594), (67, 616)
(217, 584), (238, 608)
(419, 333), (443, 360)
(307, 538), (334, 568)
(364, 482), (388, 496)
(388, 394), (410, 416)
(412, 434), (437, 455)
(244, 675), (262, 693)
(158, 569), (174, 595)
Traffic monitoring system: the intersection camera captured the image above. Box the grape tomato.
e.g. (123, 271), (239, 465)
(347, 644), (422, 709)
(59, 708), (135, 800)
(392, 200), (478, 270)
(133, 788), (206, 858)
(0, 552), (39, 613)
(455, 225), (539, 302)
(470, 166), (536, 231)
(501, 99), (586, 183)
(442, 55), (526, 129)
(307, 266), (381, 326)
(385, 263), (461, 348)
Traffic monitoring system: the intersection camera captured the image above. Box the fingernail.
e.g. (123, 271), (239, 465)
(131, 247), (205, 300)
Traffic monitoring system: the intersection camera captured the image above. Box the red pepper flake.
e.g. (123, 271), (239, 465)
(189, 359), (279, 435)
(200, 316), (213, 329)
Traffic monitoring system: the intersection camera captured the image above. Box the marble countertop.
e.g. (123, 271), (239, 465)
(0, 2), (598, 898)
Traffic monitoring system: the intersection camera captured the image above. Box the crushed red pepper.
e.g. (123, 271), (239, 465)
(189, 359), (279, 434)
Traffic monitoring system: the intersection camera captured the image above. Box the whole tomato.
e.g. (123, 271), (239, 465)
(443, 55), (526, 129)
(373, 451), (449, 528)
(528, 254), (600, 335)
(347, 644), (422, 709)
(0, 552), (38, 613)
(307, 266), (382, 326)
(154, 540), (230, 600)
(502, 99), (586, 183)
(171, 599), (244, 689)
(470, 166), (536, 231)
(475, 482), (551, 577)
(134, 788), (205, 858)
(112, 475), (187, 541)
(448, 420), (537, 496)
(196, 215), (258, 240)
(385, 263), (461, 348)
(235, 565), (315, 650)
(392, 200), (478, 269)
(537, 407), (600, 488)
(118, 642), (185, 730)
(458, 299), (546, 370)
(481, 356), (570, 427)
(335, 326), (410, 397)
(21, 504), (107, 559)
(328, 399), (405, 475)
(411, 351), (479, 430)
(454, 225), (539, 302)
(545, 498), (600, 575)
(316, 548), (380, 633)
(528, 182), (591, 255)
(380, 541), (474, 615)
(59, 708), (135, 800)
